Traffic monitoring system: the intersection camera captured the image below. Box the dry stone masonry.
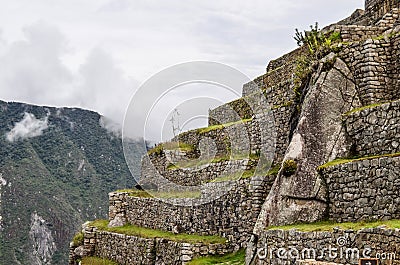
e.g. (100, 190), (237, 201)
(345, 99), (400, 156)
(252, 227), (400, 264)
(322, 155), (400, 222)
(71, 0), (400, 264)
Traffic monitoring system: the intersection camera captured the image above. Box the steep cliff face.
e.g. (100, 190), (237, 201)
(0, 101), (144, 264)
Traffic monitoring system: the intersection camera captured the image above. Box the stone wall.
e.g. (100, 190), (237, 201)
(345, 99), (400, 156)
(208, 97), (253, 126)
(252, 227), (400, 264)
(109, 175), (275, 248)
(209, 82), (295, 163)
(140, 111), (279, 191)
(339, 39), (392, 105)
(70, 226), (233, 265)
(321, 155), (400, 223)
(365, 0), (400, 23)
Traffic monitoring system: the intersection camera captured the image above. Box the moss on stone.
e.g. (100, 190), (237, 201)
(267, 219), (400, 232)
(281, 160), (297, 177)
(89, 220), (227, 244)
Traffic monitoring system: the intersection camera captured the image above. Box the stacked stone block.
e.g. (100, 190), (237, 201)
(253, 227), (400, 264)
(345, 99), (400, 156)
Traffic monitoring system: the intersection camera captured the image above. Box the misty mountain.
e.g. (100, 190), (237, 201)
(0, 100), (145, 264)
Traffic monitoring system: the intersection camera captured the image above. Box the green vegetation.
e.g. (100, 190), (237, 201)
(317, 152), (400, 170)
(268, 219), (400, 232)
(81, 256), (119, 265)
(115, 189), (201, 199)
(343, 101), (392, 115)
(294, 23), (342, 58)
(197, 118), (253, 134)
(271, 101), (294, 110)
(167, 152), (259, 171)
(266, 164), (281, 176)
(0, 101), (144, 264)
(209, 168), (256, 183)
(116, 189), (153, 198)
(147, 142), (194, 156)
(188, 249), (245, 265)
(72, 232), (84, 247)
(90, 220), (227, 244)
(293, 23), (342, 98)
(372, 31), (400, 41)
(281, 160), (297, 177)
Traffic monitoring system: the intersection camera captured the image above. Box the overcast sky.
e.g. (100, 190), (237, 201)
(0, 0), (364, 139)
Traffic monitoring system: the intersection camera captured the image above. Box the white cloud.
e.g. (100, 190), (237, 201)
(0, 1), (364, 140)
(0, 22), (138, 129)
(6, 112), (49, 142)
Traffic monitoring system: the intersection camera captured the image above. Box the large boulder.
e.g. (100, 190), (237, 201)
(246, 55), (362, 265)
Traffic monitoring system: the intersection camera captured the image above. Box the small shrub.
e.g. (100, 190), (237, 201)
(294, 22), (342, 59)
(281, 160), (297, 177)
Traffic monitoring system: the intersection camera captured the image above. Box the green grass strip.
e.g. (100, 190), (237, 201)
(81, 256), (119, 265)
(268, 219), (400, 232)
(115, 189), (201, 199)
(317, 152), (400, 170)
(197, 118), (253, 134)
(188, 249), (246, 265)
(90, 220), (227, 244)
(343, 100), (394, 116)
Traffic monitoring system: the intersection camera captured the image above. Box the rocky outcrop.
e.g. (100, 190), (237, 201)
(29, 213), (57, 265)
(254, 55), (361, 230)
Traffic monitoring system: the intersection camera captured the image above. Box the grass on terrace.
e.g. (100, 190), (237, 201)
(167, 153), (260, 170)
(115, 189), (201, 199)
(188, 249), (245, 265)
(268, 219), (400, 232)
(90, 220), (227, 244)
(148, 142), (194, 155)
(317, 152), (400, 170)
(343, 100), (394, 116)
(197, 118), (253, 134)
(81, 257), (119, 265)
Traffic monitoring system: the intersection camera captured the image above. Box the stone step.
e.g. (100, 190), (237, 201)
(344, 99), (400, 157)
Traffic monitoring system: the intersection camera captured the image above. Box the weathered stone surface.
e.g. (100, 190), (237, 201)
(254, 56), (361, 230)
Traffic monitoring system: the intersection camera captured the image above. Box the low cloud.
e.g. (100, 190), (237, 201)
(0, 22), (138, 134)
(6, 112), (49, 142)
(99, 116), (122, 137)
